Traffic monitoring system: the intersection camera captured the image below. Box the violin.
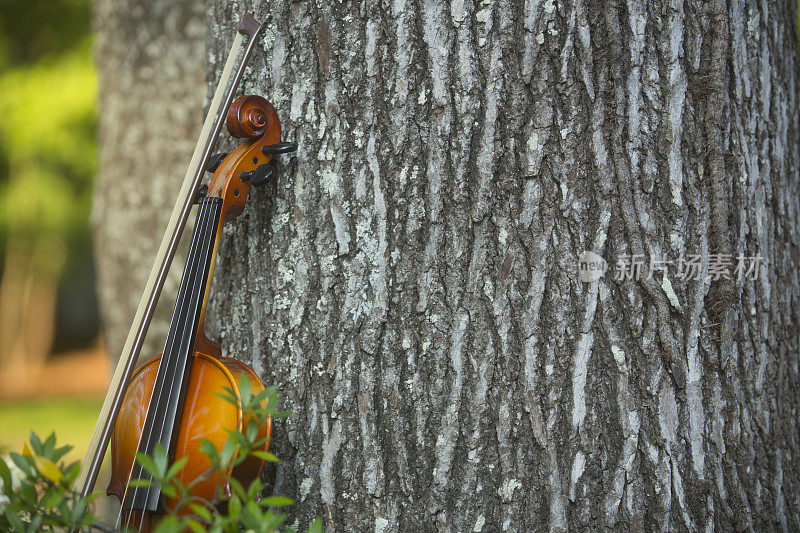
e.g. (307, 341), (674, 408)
(72, 16), (296, 531)
(70, 15), (297, 531)
(104, 94), (295, 531)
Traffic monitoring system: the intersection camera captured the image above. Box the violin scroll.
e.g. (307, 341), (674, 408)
(226, 95), (273, 138)
(206, 94), (296, 215)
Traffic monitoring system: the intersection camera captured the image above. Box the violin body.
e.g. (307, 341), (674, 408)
(107, 348), (271, 520)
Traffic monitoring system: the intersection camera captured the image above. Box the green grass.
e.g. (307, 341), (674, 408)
(0, 396), (102, 461)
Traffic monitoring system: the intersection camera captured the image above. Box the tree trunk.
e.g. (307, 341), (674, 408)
(205, 1), (800, 531)
(91, 0), (205, 359)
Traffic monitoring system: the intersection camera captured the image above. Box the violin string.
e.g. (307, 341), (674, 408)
(117, 199), (211, 532)
(137, 197), (220, 532)
(133, 197), (219, 532)
(119, 199), (208, 532)
(133, 198), (216, 532)
(126, 198), (212, 531)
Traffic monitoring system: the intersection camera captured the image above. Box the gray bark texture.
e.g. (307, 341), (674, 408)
(204, 0), (800, 531)
(91, 0), (205, 358)
(94, 0), (800, 530)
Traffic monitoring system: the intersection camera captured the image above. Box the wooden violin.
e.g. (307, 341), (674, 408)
(104, 95), (294, 531)
(70, 15), (299, 532)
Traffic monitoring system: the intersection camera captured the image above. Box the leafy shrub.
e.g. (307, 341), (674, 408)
(0, 377), (321, 533)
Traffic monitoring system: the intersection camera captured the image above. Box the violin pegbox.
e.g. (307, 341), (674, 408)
(206, 95), (296, 218)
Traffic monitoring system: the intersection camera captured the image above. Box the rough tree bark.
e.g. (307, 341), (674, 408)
(91, 0), (205, 358)
(93, 0), (800, 530)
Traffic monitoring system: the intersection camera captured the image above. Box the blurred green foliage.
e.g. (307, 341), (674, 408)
(0, 0), (99, 354)
(0, 0), (96, 245)
(0, 0), (91, 69)
(0, 42), (96, 242)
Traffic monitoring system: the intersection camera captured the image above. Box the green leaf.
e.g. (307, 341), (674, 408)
(52, 444), (73, 463)
(153, 442), (169, 478)
(69, 497), (87, 525)
(247, 478), (264, 500)
(219, 438), (238, 468)
(252, 388), (271, 406)
(240, 506), (263, 531)
(127, 479), (154, 488)
(250, 436), (268, 449)
(245, 420), (259, 442)
(251, 450), (280, 463)
(239, 375), (252, 405)
(260, 495), (294, 507)
(307, 518), (324, 533)
(76, 508), (99, 529)
(0, 458), (13, 493)
(26, 514), (42, 533)
(19, 479), (37, 504)
(154, 515), (183, 533)
(8, 452), (34, 477)
(43, 432), (56, 457)
(262, 511), (287, 531)
(85, 492), (103, 504)
(0, 39), (97, 240)
(189, 503), (211, 521)
(227, 494), (242, 518)
(161, 482), (177, 499)
(62, 461), (80, 485)
(215, 386), (238, 407)
(56, 499), (71, 523)
(186, 519), (206, 533)
(6, 510), (25, 531)
(135, 450), (160, 478)
(29, 432), (42, 455)
(228, 477), (245, 500)
(199, 440), (219, 462)
(164, 456), (189, 482)
(263, 385), (278, 400)
(223, 428), (249, 448)
(40, 487), (65, 509)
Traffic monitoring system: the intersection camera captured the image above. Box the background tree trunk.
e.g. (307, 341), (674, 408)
(89, 0), (800, 530)
(91, 0), (205, 359)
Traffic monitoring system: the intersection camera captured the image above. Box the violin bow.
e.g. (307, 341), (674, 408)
(75, 13), (265, 498)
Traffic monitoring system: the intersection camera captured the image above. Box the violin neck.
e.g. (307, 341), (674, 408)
(124, 196), (222, 512)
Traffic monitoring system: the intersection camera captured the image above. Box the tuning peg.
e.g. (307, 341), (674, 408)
(206, 152), (229, 173)
(194, 184), (208, 204)
(261, 142), (297, 156)
(240, 163), (274, 187)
